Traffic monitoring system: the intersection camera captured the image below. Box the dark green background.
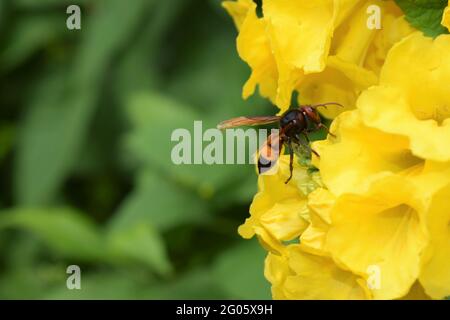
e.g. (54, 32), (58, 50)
(0, 0), (273, 299)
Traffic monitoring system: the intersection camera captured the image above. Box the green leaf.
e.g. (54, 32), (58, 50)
(113, 0), (188, 100)
(0, 262), (67, 299)
(0, 14), (64, 72)
(143, 268), (228, 299)
(0, 208), (105, 261)
(0, 207), (172, 275)
(0, 1), (4, 25)
(213, 240), (271, 299)
(43, 268), (226, 299)
(125, 92), (253, 196)
(14, 0), (152, 205)
(217, 173), (257, 205)
(0, 123), (15, 163)
(164, 13), (272, 117)
(110, 170), (208, 232)
(107, 223), (172, 276)
(395, 0), (449, 37)
(121, 8), (268, 204)
(14, 0), (89, 8)
(14, 70), (90, 205)
(42, 270), (149, 300)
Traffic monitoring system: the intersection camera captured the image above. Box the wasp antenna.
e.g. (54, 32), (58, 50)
(310, 102), (344, 109)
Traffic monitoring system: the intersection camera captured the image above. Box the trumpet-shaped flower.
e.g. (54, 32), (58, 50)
(324, 175), (429, 300)
(358, 33), (450, 162)
(223, 0), (414, 118)
(313, 110), (422, 196)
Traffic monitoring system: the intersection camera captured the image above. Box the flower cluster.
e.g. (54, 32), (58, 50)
(225, 0), (450, 300)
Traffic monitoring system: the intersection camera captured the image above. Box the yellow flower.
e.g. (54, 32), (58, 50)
(264, 188), (371, 300)
(223, 0), (414, 118)
(222, 0), (278, 104)
(358, 32), (450, 162)
(315, 32), (450, 194)
(364, 4), (415, 74)
(310, 34), (450, 298)
(299, 188), (335, 256)
(262, 175), (449, 299)
(222, 0), (253, 29)
(240, 148), (450, 299)
(442, 1), (450, 31)
(240, 157), (375, 300)
(238, 156), (320, 254)
(324, 175), (429, 300)
(311, 117), (450, 300)
(313, 110), (421, 196)
(298, 0), (412, 118)
(413, 162), (450, 299)
(323, 162), (450, 300)
(265, 245), (370, 300)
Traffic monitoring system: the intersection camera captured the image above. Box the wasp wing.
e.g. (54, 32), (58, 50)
(217, 116), (280, 130)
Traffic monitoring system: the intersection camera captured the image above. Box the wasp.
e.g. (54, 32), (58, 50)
(217, 103), (341, 184)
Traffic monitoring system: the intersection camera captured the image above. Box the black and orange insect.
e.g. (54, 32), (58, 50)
(217, 103), (341, 184)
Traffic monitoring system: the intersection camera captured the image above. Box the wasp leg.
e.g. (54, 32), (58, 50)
(302, 132), (311, 143)
(285, 140), (294, 184)
(317, 123), (336, 138)
(301, 132), (320, 158)
(310, 147), (320, 158)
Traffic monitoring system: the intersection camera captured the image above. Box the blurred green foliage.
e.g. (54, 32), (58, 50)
(0, 0), (273, 299)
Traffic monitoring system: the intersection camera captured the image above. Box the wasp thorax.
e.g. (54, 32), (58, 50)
(280, 109), (306, 135)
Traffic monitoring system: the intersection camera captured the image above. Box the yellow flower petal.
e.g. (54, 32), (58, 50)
(264, 252), (291, 299)
(259, 200), (309, 241)
(365, 14), (415, 74)
(325, 175), (429, 300)
(264, 0), (342, 73)
(419, 183), (450, 299)
(226, 0), (279, 103)
(298, 56), (378, 119)
(298, 1), (411, 118)
(313, 110), (421, 196)
(238, 156), (314, 253)
(442, 2), (450, 32)
(263, 0), (344, 110)
(222, 0), (254, 30)
(334, 0), (379, 65)
(300, 188), (335, 255)
(359, 33), (450, 162)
